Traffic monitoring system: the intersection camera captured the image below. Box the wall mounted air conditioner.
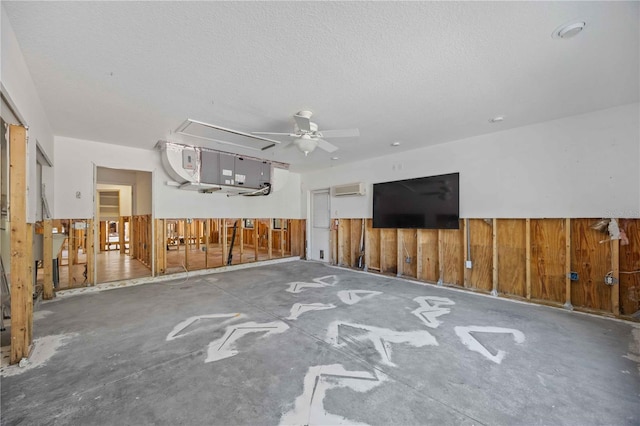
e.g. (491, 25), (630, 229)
(332, 182), (366, 197)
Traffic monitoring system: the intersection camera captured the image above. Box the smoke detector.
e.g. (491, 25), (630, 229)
(552, 21), (586, 39)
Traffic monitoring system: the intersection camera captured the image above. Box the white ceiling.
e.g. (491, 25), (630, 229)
(4, 1), (639, 172)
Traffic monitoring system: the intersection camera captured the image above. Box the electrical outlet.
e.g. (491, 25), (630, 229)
(604, 275), (617, 285)
(465, 260), (473, 269)
(405, 256), (411, 264)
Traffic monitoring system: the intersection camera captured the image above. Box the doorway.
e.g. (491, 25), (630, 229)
(310, 189), (330, 262)
(95, 167), (152, 283)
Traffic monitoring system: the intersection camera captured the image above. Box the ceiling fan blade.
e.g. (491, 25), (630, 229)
(319, 128), (360, 138)
(316, 138), (338, 153)
(294, 113), (311, 132)
(251, 132), (294, 136)
(283, 141), (296, 149)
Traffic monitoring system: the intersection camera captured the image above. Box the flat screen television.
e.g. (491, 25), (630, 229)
(372, 173), (459, 229)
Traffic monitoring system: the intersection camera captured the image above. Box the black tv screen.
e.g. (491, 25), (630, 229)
(373, 173), (459, 229)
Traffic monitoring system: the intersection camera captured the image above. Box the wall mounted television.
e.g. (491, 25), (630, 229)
(372, 172), (460, 229)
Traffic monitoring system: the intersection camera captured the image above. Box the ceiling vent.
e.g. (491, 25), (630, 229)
(332, 182), (366, 197)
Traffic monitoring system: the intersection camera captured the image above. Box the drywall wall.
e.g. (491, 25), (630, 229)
(301, 103), (640, 219)
(135, 171), (152, 216)
(1, 7), (55, 223)
(53, 136), (302, 219)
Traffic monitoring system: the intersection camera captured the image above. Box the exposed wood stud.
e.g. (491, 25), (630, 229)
(86, 219), (94, 285)
(43, 219), (54, 299)
(239, 218), (245, 263)
(280, 219), (285, 258)
(396, 229), (403, 277)
(437, 229), (444, 285)
(525, 218), (531, 300)
(222, 219), (228, 266)
(204, 219), (210, 269)
(267, 219), (273, 260)
(611, 237), (620, 316)
(463, 219), (469, 287)
(492, 218), (498, 296)
(119, 216), (125, 254)
(416, 229), (424, 279)
(254, 219), (259, 262)
(68, 221), (75, 287)
(25, 223), (33, 343)
(9, 125), (31, 364)
(564, 218), (572, 309)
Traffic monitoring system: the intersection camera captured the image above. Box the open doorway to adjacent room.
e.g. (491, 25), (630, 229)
(95, 167), (152, 283)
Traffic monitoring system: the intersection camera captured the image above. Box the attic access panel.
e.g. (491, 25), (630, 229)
(176, 119), (282, 151)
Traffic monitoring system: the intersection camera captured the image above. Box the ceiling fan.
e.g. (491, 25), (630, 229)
(252, 111), (359, 156)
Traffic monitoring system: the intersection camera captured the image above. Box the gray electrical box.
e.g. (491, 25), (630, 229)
(200, 150), (220, 184)
(182, 149), (197, 170)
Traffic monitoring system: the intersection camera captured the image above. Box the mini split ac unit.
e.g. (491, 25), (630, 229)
(332, 182), (366, 197)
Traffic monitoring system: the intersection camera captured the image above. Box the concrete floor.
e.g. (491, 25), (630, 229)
(1, 260), (639, 425)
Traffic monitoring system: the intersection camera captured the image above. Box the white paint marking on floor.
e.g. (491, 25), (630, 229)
(286, 275), (340, 293)
(33, 310), (54, 321)
(622, 327), (640, 374)
(166, 313), (244, 341)
(205, 321), (289, 363)
(286, 303), (337, 320)
(411, 296), (455, 328)
(336, 290), (382, 306)
(0, 333), (78, 377)
(454, 326), (525, 364)
(280, 364), (387, 426)
(326, 321), (438, 367)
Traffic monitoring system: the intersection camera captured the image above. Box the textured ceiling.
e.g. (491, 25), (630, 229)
(3, 1), (639, 171)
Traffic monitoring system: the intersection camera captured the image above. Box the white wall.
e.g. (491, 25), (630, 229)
(302, 103), (640, 219)
(135, 171), (152, 216)
(1, 6), (55, 223)
(54, 136), (303, 219)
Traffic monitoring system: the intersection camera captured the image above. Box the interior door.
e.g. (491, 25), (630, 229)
(310, 189), (330, 262)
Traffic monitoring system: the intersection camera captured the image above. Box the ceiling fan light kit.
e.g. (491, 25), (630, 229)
(252, 110), (359, 157)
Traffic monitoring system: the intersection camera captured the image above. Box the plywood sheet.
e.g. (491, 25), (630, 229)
(351, 219), (365, 268)
(620, 219), (640, 316)
(338, 219), (351, 267)
(380, 229), (397, 275)
(530, 219), (566, 304)
(570, 219), (612, 312)
(497, 219), (526, 297)
(417, 229), (439, 283)
(442, 225), (463, 286)
(398, 229), (417, 278)
(468, 219), (492, 292)
(366, 220), (380, 271)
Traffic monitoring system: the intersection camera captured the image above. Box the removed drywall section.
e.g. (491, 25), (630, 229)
(302, 103), (640, 219)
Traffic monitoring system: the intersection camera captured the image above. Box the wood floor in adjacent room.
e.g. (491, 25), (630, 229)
(2, 260), (639, 425)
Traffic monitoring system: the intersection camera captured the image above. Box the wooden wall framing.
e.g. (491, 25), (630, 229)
(332, 217), (640, 319)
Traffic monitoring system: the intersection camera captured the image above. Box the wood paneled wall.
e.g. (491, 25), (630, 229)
(332, 218), (640, 319)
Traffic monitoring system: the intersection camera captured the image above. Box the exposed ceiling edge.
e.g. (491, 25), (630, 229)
(176, 119), (283, 152)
